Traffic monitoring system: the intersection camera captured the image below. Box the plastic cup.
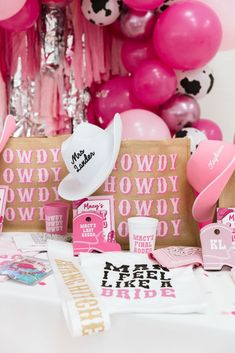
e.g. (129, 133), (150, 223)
(44, 202), (70, 236)
(128, 216), (158, 254)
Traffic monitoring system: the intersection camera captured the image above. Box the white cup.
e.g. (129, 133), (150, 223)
(128, 217), (159, 254)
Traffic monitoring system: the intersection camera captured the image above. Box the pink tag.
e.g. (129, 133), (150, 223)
(200, 223), (235, 270)
(73, 212), (121, 255)
(217, 208), (235, 247)
(150, 246), (203, 268)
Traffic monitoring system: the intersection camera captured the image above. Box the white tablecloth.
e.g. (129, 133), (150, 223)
(0, 235), (235, 353)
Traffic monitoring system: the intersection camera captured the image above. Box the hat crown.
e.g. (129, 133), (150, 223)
(73, 122), (103, 138)
(62, 122), (112, 183)
(187, 141), (235, 193)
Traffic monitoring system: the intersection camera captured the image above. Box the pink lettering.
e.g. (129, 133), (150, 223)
(170, 197), (180, 214)
(158, 221), (168, 237)
(169, 175), (178, 192)
(101, 288), (113, 297)
(39, 207), (45, 221)
(170, 154), (177, 170)
(38, 187), (50, 202)
(2, 148), (14, 164)
(135, 177), (154, 194)
(133, 288), (141, 299)
(3, 168), (14, 183)
(134, 200), (153, 216)
(156, 199), (167, 216)
(16, 168), (34, 183)
(158, 155), (167, 172)
(117, 221), (128, 238)
(17, 207), (35, 221)
(36, 149), (48, 164)
(120, 154), (133, 171)
(171, 219), (181, 236)
(116, 289), (130, 299)
(160, 288), (176, 298)
(5, 207), (16, 221)
(50, 148), (60, 163)
(16, 150), (33, 164)
(135, 155), (155, 172)
(51, 167), (62, 182)
(103, 176), (116, 193)
(120, 177), (132, 194)
(37, 168), (49, 183)
(144, 290), (157, 298)
(7, 188), (15, 203)
(51, 186), (60, 201)
(157, 177), (167, 194)
(17, 188), (35, 202)
(118, 199), (131, 217)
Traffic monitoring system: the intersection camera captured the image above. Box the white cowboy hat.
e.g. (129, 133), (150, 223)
(58, 114), (122, 201)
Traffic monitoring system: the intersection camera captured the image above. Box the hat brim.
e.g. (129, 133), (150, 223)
(192, 158), (235, 222)
(58, 114), (122, 201)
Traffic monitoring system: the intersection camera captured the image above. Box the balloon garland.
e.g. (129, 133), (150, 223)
(0, 0), (232, 140)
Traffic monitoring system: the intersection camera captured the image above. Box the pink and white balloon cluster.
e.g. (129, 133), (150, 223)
(88, 0), (227, 142)
(0, 0), (72, 32)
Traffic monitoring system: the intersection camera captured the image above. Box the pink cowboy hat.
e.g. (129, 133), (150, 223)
(187, 140), (235, 222)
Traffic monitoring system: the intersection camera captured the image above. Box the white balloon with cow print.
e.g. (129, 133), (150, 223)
(81, 0), (123, 26)
(176, 65), (215, 99)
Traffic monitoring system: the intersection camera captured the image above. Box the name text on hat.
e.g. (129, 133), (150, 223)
(208, 145), (224, 170)
(71, 150), (95, 173)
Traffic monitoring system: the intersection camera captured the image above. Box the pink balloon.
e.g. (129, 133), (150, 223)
(86, 101), (98, 125)
(0, 0), (27, 21)
(192, 119), (223, 140)
(121, 109), (171, 140)
(94, 76), (141, 128)
(123, 0), (164, 11)
(41, 0), (72, 6)
(200, 0), (235, 51)
(121, 40), (156, 73)
(120, 9), (156, 40)
(131, 59), (177, 106)
(0, 0), (40, 31)
(153, 0), (222, 70)
(158, 94), (201, 132)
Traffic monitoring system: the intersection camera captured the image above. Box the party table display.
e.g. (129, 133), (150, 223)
(0, 0), (234, 346)
(0, 112), (234, 338)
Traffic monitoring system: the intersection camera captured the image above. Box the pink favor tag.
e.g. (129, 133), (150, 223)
(73, 212), (121, 255)
(73, 196), (115, 242)
(217, 208), (235, 249)
(200, 223), (235, 270)
(150, 246), (203, 269)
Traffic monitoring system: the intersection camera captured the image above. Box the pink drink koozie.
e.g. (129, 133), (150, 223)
(44, 202), (70, 236)
(150, 246), (203, 269)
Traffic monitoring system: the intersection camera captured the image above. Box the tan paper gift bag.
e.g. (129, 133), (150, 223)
(94, 138), (200, 250)
(0, 135), (70, 232)
(218, 172), (235, 208)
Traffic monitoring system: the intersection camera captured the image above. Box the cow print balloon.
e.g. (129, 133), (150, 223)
(158, 0), (177, 13)
(81, 0), (123, 26)
(174, 127), (207, 154)
(176, 66), (215, 99)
